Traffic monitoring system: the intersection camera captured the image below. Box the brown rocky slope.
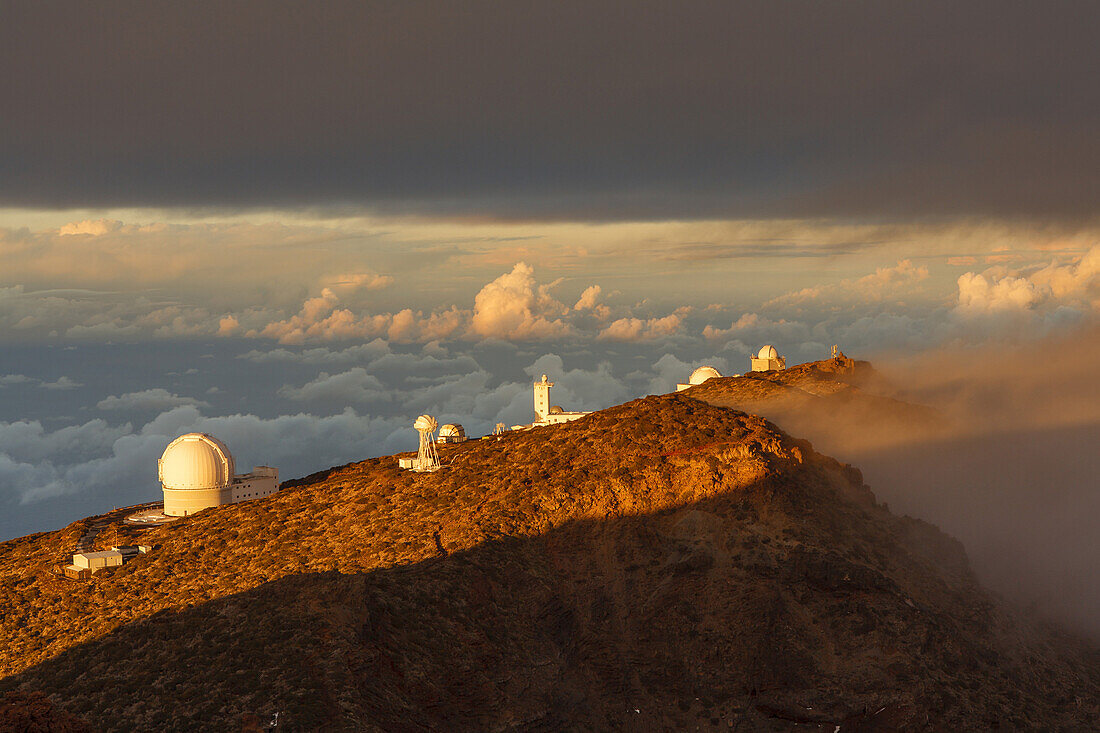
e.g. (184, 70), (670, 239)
(0, 387), (1097, 730)
(685, 354), (945, 456)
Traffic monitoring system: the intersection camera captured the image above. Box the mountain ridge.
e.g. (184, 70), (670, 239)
(0, 361), (1097, 730)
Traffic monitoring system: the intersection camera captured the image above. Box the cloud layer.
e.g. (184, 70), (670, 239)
(4, 235), (1099, 360)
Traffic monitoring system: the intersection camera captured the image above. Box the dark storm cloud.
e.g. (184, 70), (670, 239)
(2, 1), (1098, 219)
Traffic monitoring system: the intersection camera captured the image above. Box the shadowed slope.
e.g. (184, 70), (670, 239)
(0, 691), (91, 733)
(1, 394), (1097, 730)
(684, 356), (1100, 642)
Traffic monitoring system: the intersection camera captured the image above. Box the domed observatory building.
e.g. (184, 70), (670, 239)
(436, 423), (467, 444)
(158, 433), (279, 516)
(676, 365), (722, 391)
(750, 344), (786, 372)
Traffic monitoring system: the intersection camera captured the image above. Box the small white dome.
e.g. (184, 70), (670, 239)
(158, 433), (234, 490)
(689, 366), (722, 385)
(439, 423), (465, 438)
(758, 344), (778, 359)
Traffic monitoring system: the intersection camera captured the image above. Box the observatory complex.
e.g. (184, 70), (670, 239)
(675, 345), (788, 391)
(158, 433), (279, 516)
(750, 344), (786, 372)
(532, 374), (589, 426)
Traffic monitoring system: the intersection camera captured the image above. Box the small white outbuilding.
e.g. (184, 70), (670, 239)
(72, 550), (123, 571)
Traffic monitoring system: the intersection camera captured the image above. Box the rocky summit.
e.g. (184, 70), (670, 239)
(0, 362), (1097, 730)
(684, 354), (946, 456)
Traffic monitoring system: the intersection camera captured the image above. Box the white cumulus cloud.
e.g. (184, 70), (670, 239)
(97, 388), (209, 411)
(955, 272), (1043, 314)
(598, 314), (682, 341)
(1029, 245), (1100, 306)
(953, 246), (1100, 318)
(469, 262), (573, 340)
(58, 219), (123, 236)
(238, 340), (392, 365)
(253, 288), (389, 344)
(326, 271), (395, 292)
(39, 376), (82, 390)
(765, 259), (930, 308)
(278, 368), (389, 404)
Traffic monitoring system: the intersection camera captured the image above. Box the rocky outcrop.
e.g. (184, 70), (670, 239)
(685, 356), (946, 455)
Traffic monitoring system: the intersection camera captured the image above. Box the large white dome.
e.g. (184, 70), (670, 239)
(158, 433), (234, 490)
(757, 344), (778, 359)
(689, 365), (722, 385)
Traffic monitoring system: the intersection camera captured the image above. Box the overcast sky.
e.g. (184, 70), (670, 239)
(2, 1), (1098, 218)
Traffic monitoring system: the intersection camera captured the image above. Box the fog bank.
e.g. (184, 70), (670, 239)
(756, 331), (1100, 639)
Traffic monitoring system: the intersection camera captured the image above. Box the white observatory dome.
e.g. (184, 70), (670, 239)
(689, 366), (722, 385)
(758, 344), (778, 360)
(158, 433), (234, 490)
(439, 423), (465, 439)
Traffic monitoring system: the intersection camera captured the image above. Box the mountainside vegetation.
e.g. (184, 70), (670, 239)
(0, 361), (1097, 730)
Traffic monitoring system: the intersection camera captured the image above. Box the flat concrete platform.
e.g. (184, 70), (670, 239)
(124, 505), (180, 525)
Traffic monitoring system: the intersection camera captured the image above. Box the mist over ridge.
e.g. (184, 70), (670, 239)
(683, 334), (1100, 640)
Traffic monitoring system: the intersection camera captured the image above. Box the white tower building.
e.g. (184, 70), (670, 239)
(533, 374), (553, 422)
(531, 374), (589, 426)
(750, 344), (786, 372)
(159, 433), (278, 516)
